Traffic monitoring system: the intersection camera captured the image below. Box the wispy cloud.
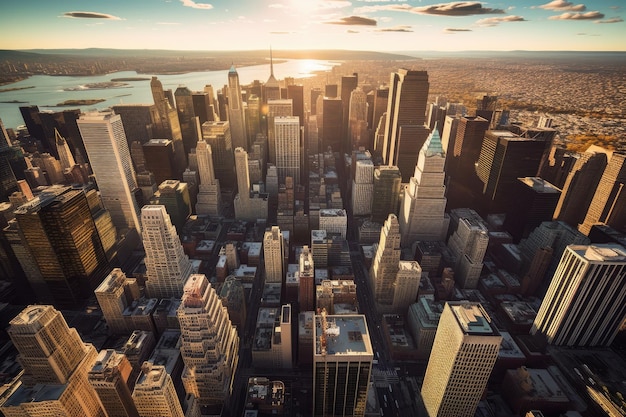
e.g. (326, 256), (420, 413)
(268, 3), (285, 8)
(270, 31), (297, 34)
(445, 27), (472, 32)
(375, 25), (413, 32)
(157, 22), (180, 25)
(549, 11), (604, 20)
(476, 15), (526, 27)
(180, 0), (213, 10)
(62, 11), (123, 20)
(347, 29), (359, 33)
(324, 15), (377, 25)
(595, 17), (623, 23)
(355, 2), (504, 16)
(538, 0), (586, 11)
(318, 1), (352, 9)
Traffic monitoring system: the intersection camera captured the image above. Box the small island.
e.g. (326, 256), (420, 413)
(0, 85), (35, 93)
(110, 77), (151, 82)
(56, 99), (105, 106)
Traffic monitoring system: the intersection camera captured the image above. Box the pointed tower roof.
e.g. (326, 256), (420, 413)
(229, 63), (237, 75)
(266, 46), (280, 87)
(54, 128), (66, 146)
(425, 122), (444, 157)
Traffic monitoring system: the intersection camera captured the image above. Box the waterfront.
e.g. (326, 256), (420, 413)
(0, 58), (339, 130)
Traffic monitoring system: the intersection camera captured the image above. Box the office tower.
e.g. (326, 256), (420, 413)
(475, 130), (550, 214)
(55, 128), (76, 171)
(287, 84), (304, 125)
(274, 116), (301, 185)
(554, 147), (608, 227)
(195, 139), (222, 216)
(111, 104), (159, 146)
(219, 275), (246, 332)
(300, 245), (315, 311)
(580, 152), (626, 235)
(149, 180), (191, 232)
(313, 312), (373, 417)
(264, 225), (285, 283)
(1, 305), (105, 417)
(370, 87), (389, 145)
(233, 147), (268, 222)
(191, 90), (213, 124)
(226, 65), (248, 151)
(407, 297), (446, 360)
(88, 350), (139, 417)
(142, 138), (177, 184)
(267, 99), (293, 164)
(201, 120), (235, 190)
(371, 165), (401, 223)
(324, 84), (338, 98)
(448, 115), (490, 178)
(142, 205), (192, 299)
(319, 208), (347, 239)
(175, 85), (199, 156)
(0, 142), (26, 201)
(14, 187), (109, 308)
(130, 141), (147, 173)
(133, 362), (185, 417)
(352, 159), (374, 216)
(348, 87), (368, 150)
(310, 87), (322, 115)
(421, 302), (502, 417)
(78, 110), (141, 233)
(264, 49), (281, 102)
(440, 115), (460, 160)
(95, 268), (140, 335)
(203, 84), (219, 120)
(320, 97), (343, 153)
(341, 73), (359, 146)
(531, 243), (626, 346)
(427, 103), (447, 136)
(381, 69), (430, 182)
(246, 94), (261, 143)
(400, 125), (449, 246)
(447, 209), (489, 289)
(178, 274), (239, 406)
(503, 177), (561, 242)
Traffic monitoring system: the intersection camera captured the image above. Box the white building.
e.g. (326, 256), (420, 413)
(133, 362), (185, 417)
(264, 226), (284, 284)
(351, 159), (374, 216)
(319, 208), (347, 239)
(274, 116), (301, 185)
(195, 139), (222, 216)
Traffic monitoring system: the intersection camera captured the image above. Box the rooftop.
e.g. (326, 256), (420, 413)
(314, 313), (372, 358)
(449, 302), (497, 336)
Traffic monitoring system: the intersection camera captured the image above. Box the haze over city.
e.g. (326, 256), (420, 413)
(1, 0), (624, 51)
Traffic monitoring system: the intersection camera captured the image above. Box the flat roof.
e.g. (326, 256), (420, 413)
(314, 314), (372, 357)
(449, 302), (497, 336)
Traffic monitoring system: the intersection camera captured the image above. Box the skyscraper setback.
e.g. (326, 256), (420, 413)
(227, 65), (248, 151)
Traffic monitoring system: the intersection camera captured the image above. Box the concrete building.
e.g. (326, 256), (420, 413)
(447, 209), (489, 289)
(274, 116), (301, 185)
(178, 274), (239, 406)
(264, 225), (284, 284)
(95, 268), (140, 335)
(351, 159), (374, 216)
(251, 304), (292, 368)
(421, 302), (502, 417)
(149, 180), (192, 232)
(371, 165), (401, 223)
(226, 65), (248, 151)
(313, 312), (373, 417)
(88, 350), (139, 417)
(299, 245), (315, 312)
(319, 208), (347, 239)
(132, 362), (185, 417)
(234, 147), (268, 221)
(532, 243), (626, 346)
(195, 139), (222, 216)
(407, 297), (445, 360)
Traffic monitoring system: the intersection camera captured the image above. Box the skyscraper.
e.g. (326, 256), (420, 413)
(55, 128), (76, 171)
(341, 73), (359, 151)
(132, 362), (185, 417)
(227, 65), (248, 151)
(111, 104), (159, 146)
(88, 350), (139, 417)
(77, 110), (141, 233)
(399, 124), (449, 246)
(178, 274), (239, 406)
(382, 69), (430, 182)
(274, 116), (301, 185)
(143, 138), (177, 185)
(531, 243), (626, 347)
(175, 85), (199, 157)
(371, 165), (401, 223)
(299, 245), (315, 312)
(320, 97), (343, 154)
(95, 268), (140, 335)
(1, 305), (105, 417)
(447, 209), (490, 289)
(195, 139), (222, 216)
(264, 225), (284, 283)
(421, 302), (502, 417)
(267, 99), (293, 164)
(313, 312), (373, 417)
(579, 152), (626, 235)
(233, 147), (268, 222)
(201, 120), (235, 190)
(348, 87), (369, 150)
(351, 158), (374, 216)
(142, 205), (193, 299)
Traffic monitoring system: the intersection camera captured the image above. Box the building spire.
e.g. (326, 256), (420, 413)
(270, 46), (274, 77)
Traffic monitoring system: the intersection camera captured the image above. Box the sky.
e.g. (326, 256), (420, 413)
(0, 0), (624, 52)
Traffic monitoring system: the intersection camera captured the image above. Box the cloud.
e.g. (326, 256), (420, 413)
(375, 25), (413, 32)
(324, 15), (377, 25)
(347, 29), (359, 33)
(157, 22), (180, 25)
(318, 1), (352, 9)
(270, 31), (296, 34)
(549, 11), (604, 20)
(538, 0), (586, 11)
(445, 27), (472, 32)
(180, 0), (213, 10)
(355, 2), (503, 16)
(476, 15), (526, 26)
(62, 11), (122, 20)
(595, 17), (623, 23)
(268, 3), (285, 8)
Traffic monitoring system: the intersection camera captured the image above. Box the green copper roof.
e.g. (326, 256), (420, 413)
(425, 122), (444, 157)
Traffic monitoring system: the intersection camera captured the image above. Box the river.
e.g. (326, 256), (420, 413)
(0, 59), (339, 130)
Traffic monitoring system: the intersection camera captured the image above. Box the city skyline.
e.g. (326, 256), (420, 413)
(0, 0), (624, 52)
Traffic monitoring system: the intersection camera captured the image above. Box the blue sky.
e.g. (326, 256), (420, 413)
(0, 0), (624, 51)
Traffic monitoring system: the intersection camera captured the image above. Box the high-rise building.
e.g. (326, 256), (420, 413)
(201, 121), (235, 190)
(149, 77), (186, 174)
(77, 110), (141, 233)
(313, 312), (373, 417)
(399, 124), (449, 246)
(299, 245), (315, 312)
(111, 104), (159, 146)
(192, 90), (214, 125)
(227, 65), (248, 151)
(88, 349), (139, 417)
(246, 94), (262, 143)
(14, 186), (110, 309)
(320, 97), (343, 154)
(264, 226), (285, 284)
(371, 165), (401, 223)
(382, 69), (430, 182)
(132, 362), (185, 417)
(348, 87), (369, 150)
(274, 116), (301, 185)
(447, 209), (489, 289)
(267, 99), (293, 164)
(55, 128), (76, 171)
(421, 302), (502, 417)
(149, 180), (192, 232)
(142, 205), (192, 299)
(264, 49), (281, 103)
(233, 147), (268, 222)
(341, 73), (359, 150)
(1, 305), (105, 417)
(219, 275), (246, 332)
(175, 85), (199, 157)
(351, 159), (374, 216)
(319, 208), (347, 239)
(95, 268), (140, 335)
(143, 138), (177, 184)
(531, 243), (626, 346)
(178, 274), (240, 406)
(195, 139), (222, 216)
(579, 152), (626, 235)
(287, 84), (304, 126)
